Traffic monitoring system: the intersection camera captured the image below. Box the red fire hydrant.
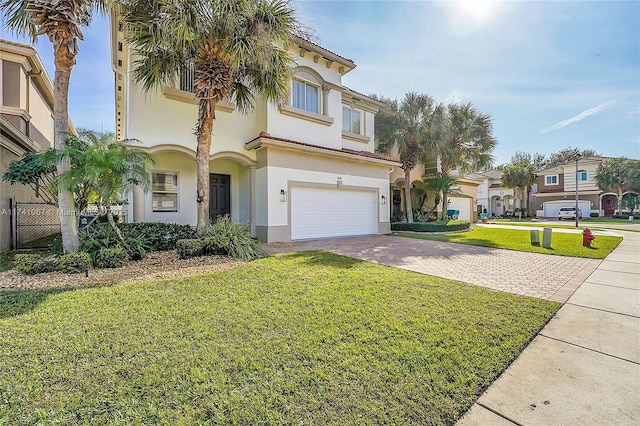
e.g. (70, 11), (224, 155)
(582, 228), (595, 247)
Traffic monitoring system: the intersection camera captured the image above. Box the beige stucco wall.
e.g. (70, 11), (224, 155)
(0, 145), (43, 251)
(130, 152), (251, 226)
(255, 146), (392, 241)
(126, 82), (266, 157)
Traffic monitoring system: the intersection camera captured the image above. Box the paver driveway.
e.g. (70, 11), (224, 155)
(266, 235), (601, 302)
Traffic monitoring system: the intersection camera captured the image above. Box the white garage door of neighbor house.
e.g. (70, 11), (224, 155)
(447, 197), (471, 221)
(291, 186), (377, 240)
(544, 201), (591, 218)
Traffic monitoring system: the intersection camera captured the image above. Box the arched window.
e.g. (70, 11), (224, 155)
(291, 68), (323, 114)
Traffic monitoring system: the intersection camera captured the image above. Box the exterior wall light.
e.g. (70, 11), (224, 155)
(381, 195), (387, 204)
(280, 189), (287, 202)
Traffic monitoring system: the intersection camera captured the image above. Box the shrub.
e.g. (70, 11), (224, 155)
(80, 222), (196, 262)
(590, 212), (599, 218)
(391, 220), (470, 233)
(80, 223), (122, 264)
(176, 239), (206, 259)
(205, 216), (264, 260)
(96, 247), (129, 268)
(58, 252), (91, 273)
(13, 253), (58, 275)
(120, 222), (196, 251)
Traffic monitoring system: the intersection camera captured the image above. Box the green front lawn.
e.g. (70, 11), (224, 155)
(394, 227), (622, 259)
(0, 251), (14, 272)
(0, 252), (559, 425)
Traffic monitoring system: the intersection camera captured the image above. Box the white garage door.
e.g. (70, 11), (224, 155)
(543, 201), (590, 218)
(291, 186), (377, 240)
(447, 197), (471, 221)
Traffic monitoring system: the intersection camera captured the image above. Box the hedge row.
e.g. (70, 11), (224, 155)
(13, 252), (91, 275)
(391, 220), (470, 233)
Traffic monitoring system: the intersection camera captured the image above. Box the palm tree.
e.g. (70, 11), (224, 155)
(121, 0), (302, 236)
(423, 172), (460, 220)
(1, 0), (108, 253)
(48, 129), (153, 255)
(439, 103), (496, 175)
(376, 93), (442, 223)
(596, 157), (640, 214)
(501, 163), (536, 216)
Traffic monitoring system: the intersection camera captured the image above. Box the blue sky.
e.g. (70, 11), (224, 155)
(2, 0), (638, 165)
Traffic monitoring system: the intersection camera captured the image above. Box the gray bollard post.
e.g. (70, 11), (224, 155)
(542, 227), (552, 248)
(530, 229), (540, 246)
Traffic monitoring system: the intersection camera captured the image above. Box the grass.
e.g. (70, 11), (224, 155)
(393, 227), (622, 259)
(0, 251), (15, 272)
(0, 251), (559, 425)
(494, 217), (639, 224)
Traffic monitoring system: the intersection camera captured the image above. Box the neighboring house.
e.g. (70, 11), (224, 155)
(469, 169), (516, 217)
(111, 25), (399, 241)
(388, 164), (481, 222)
(535, 156), (611, 218)
(0, 40), (58, 252)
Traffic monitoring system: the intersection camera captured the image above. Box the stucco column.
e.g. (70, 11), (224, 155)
(249, 165), (256, 238)
(598, 193), (603, 217)
(322, 85), (330, 116)
(132, 185), (145, 222)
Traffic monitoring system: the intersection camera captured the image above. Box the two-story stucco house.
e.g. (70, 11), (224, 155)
(1, 40), (58, 252)
(535, 156), (611, 218)
(110, 23), (400, 242)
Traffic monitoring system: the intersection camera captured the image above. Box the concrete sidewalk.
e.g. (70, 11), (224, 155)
(458, 230), (640, 425)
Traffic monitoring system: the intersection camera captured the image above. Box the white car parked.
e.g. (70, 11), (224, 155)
(558, 207), (582, 220)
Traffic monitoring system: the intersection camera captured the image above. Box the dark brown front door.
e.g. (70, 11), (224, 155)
(603, 196), (615, 217)
(209, 174), (230, 219)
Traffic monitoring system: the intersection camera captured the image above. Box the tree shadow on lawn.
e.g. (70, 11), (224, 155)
(0, 287), (84, 320)
(275, 250), (365, 269)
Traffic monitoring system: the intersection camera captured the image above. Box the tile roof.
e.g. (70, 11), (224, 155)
(292, 35), (355, 65)
(247, 133), (400, 164)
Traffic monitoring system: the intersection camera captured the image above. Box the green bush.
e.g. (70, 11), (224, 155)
(58, 252), (91, 273)
(96, 247), (129, 268)
(13, 253), (58, 275)
(120, 222), (196, 251)
(206, 216), (264, 260)
(176, 239), (206, 259)
(80, 222), (196, 262)
(391, 220), (470, 233)
(590, 212), (599, 218)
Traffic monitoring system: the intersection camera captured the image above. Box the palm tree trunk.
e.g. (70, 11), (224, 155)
(441, 192), (448, 221)
(53, 46), (79, 254)
(404, 168), (413, 223)
(618, 185), (623, 214)
(196, 104), (215, 237)
(105, 205), (132, 255)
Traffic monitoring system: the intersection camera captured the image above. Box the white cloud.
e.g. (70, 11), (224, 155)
(540, 101), (614, 133)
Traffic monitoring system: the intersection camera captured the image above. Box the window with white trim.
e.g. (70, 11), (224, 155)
(577, 171), (588, 182)
(152, 172), (179, 212)
(342, 106), (362, 134)
(545, 175), (558, 185)
(292, 78), (320, 114)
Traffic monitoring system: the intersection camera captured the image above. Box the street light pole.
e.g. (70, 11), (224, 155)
(575, 154), (581, 228)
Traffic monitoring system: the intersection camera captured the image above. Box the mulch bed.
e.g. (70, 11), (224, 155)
(0, 250), (244, 291)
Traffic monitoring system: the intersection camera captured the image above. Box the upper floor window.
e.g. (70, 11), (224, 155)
(342, 106), (361, 134)
(577, 171), (588, 181)
(292, 79), (319, 114)
(545, 175), (558, 185)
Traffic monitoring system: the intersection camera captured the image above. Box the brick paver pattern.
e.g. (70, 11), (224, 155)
(266, 235), (601, 302)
